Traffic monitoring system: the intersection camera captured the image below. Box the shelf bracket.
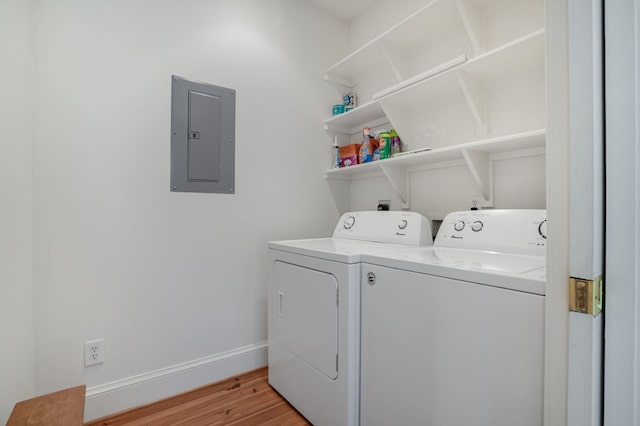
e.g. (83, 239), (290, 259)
(324, 117), (391, 138)
(378, 40), (407, 83)
(378, 101), (417, 152)
(379, 163), (410, 209)
(456, 71), (488, 135)
(455, 0), (485, 55)
(323, 122), (353, 136)
(324, 176), (353, 213)
(461, 148), (493, 204)
(324, 73), (353, 89)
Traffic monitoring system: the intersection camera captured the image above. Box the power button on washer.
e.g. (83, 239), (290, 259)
(367, 272), (376, 285)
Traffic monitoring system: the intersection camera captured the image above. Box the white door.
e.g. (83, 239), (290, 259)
(546, 1), (605, 425)
(549, 0), (640, 424)
(271, 261), (339, 379)
(603, 0), (640, 424)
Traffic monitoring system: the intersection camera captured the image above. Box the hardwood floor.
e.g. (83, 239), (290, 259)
(84, 367), (311, 426)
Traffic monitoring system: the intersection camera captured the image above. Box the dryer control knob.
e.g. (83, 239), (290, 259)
(471, 221), (484, 232)
(398, 219), (408, 230)
(454, 221), (465, 232)
(343, 216), (356, 229)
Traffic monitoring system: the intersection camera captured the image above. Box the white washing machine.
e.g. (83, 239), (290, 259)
(268, 211), (433, 426)
(360, 209), (547, 426)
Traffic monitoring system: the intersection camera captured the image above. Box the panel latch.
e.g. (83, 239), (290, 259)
(569, 276), (603, 316)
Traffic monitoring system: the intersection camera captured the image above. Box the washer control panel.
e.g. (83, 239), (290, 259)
(435, 210), (547, 255)
(333, 211), (433, 246)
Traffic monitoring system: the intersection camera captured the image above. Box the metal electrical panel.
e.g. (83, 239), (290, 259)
(171, 75), (235, 194)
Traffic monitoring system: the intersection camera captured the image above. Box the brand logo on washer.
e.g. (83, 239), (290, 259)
(396, 232), (406, 236)
(451, 235), (463, 239)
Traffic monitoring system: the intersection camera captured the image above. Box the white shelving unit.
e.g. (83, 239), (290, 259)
(323, 0), (545, 209)
(376, 29), (544, 140)
(323, 100), (386, 135)
(324, 129), (545, 208)
(324, 0), (463, 86)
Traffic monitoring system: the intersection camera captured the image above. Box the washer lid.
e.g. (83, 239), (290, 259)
(269, 237), (413, 264)
(362, 247), (546, 295)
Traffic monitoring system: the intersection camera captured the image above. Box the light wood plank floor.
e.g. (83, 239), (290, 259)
(84, 367), (311, 426)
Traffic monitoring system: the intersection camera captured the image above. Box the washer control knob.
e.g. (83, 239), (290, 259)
(367, 272), (376, 286)
(453, 220), (465, 232)
(398, 219), (408, 230)
(538, 219), (547, 239)
(343, 216), (356, 229)
(471, 220), (484, 232)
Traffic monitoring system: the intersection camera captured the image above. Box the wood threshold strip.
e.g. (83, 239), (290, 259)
(8, 385), (86, 426)
(84, 367), (310, 426)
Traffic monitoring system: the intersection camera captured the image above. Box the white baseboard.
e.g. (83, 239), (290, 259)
(84, 342), (268, 422)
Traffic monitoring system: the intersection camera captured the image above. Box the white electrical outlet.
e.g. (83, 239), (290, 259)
(84, 339), (104, 367)
(377, 200), (390, 211)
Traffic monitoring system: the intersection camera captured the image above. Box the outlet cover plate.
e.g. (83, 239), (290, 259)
(84, 339), (104, 367)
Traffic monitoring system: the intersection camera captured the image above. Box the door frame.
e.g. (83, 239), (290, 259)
(547, 1), (640, 424)
(546, 1), (606, 425)
(545, 1), (571, 424)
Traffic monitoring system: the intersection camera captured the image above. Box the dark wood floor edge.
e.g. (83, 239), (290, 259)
(83, 366), (269, 425)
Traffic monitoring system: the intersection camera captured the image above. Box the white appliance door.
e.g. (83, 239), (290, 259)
(272, 261), (338, 379)
(360, 263), (544, 426)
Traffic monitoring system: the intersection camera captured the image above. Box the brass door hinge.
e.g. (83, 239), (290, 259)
(569, 276), (603, 316)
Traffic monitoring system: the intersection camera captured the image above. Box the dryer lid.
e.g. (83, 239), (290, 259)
(268, 237), (417, 264)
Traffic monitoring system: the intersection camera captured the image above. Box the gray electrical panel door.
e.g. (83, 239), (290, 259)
(171, 75), (235, 194)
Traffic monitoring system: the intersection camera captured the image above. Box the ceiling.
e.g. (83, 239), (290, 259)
(305, 0), (376, 22)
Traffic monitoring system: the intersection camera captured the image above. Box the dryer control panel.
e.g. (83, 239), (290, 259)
(435, 210), (547, 255)
(332, 211), (433, 246)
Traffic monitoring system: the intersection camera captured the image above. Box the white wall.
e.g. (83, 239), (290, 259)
(0, 0), (35, 423)
(348, 0), (427, 50)
(28, 0), (346, 419)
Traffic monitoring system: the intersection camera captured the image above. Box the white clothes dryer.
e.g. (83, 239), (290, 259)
(360, 209), (547, 426)
(268, 211), (432, 426)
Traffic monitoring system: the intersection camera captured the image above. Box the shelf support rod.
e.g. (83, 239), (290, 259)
(324, 177), (353, 213)
(323, 123), (352, 136)
(324, 73), (353, 89)
(456, 71), (488, 135)
(379, 163), (410, 209)
(378, 41), (406, 83)
(378, 101), (417, 153)
(461, 148), (493, 205)
(455, 0), (485, 55)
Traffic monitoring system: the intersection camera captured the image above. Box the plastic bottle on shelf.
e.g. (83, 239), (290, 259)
(379, 131), (391, 159)
(332, 136), (341, 169)
(372, 131), (380, 161)
(359, 127), (373, 164)
(390, 129), (402, 156)
(343, 92), (357, 112)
